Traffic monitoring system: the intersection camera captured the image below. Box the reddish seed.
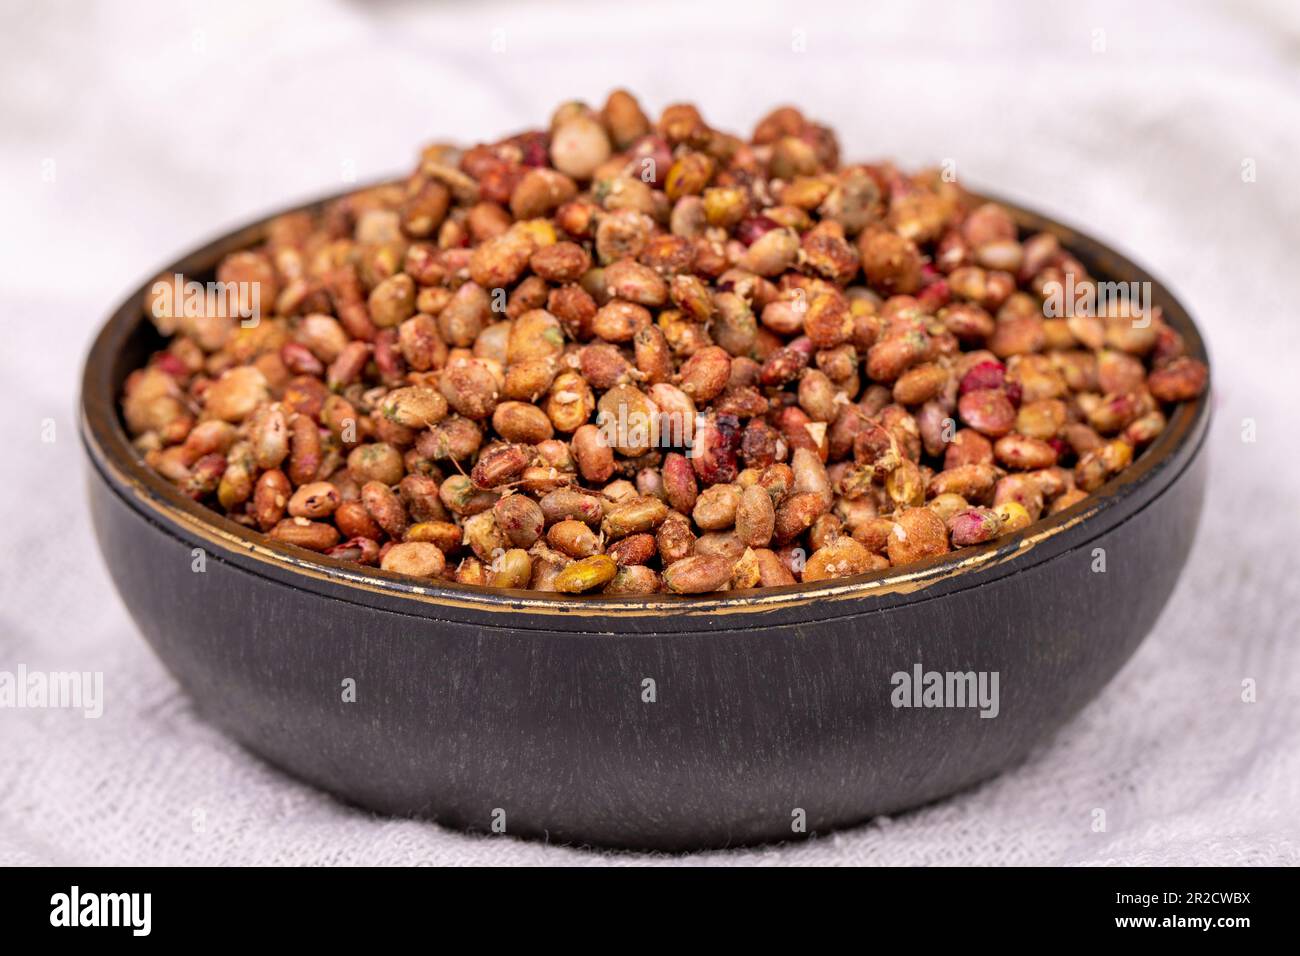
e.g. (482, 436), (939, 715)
(736, 216), (781, 246)
(959, 360), (1005, 395)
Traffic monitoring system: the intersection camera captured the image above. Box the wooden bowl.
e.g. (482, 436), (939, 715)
(81, 189), (1210, 850)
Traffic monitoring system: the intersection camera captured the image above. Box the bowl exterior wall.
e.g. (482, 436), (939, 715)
(88, 445), (1205, 850)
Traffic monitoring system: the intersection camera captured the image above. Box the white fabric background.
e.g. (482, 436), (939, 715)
(1, 0), (1297, 866)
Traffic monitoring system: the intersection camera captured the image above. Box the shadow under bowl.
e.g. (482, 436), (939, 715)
(81, 187), (1210, 851)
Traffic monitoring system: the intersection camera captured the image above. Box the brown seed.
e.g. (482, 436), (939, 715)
(633, 325), (673, 385)
(418, 416), (484, 462)
(773, 491), (828, 545)
(462, 510), (509, 561)
(1148, 357), (1208, 403)
(604, 258), (668, 307)
(471, 443), (530, 488)
(851, 516), (898, 554)
(661, 452), (699, 514)
(677, 346), (732, 402)
(287, 416), (323, 486)
(539, 487), (604, 526)
(287, 481), (341, 519)
(662, 554), (736, 594)
(994, 434), (1058, 470)
(1124, 410), (1167, 446)
(548, 519), (601, 558)
(993, 474), (1044, 521)
(893, 363), (949, 406)
(491, 401), (553, 445)
(692, 483), (741, 531)
(1087, 392), (1141, 435)
(512, 169), (579, 220)
(217, 442), (255, 510)
(1049, 488), (1089, 515)
(251, 404), (290, 469)
(544, 370), (595, 433)
(253, 469), (292, 531)
(803, 536), (877, 582)
(506, 309), (565, 366)
(270, 517), (340, 552)
(602, 90), (651, 148)
(493, 494), (546, 547)
(205, 366), (269, 423)
(327, 537), (381, 566)
(368, 274), (417, 329)
(438, 282), (490, 348)
(656, 511), (696, 563)
(754, 548), (797, 586)
(439, 357), (500, 420)
(438, 474), (499, 516)
(758, 463), (795, 506)
(327, 341), (371, 390)
(694, 531), (744, 561)
(469, 228), (535, 289)
(944, 428), (994, 470)
(335, 498), (384, 539)
(455, 556), (488, 586)
(380, 387), (448, 429)
(381, 541), (446, 578)
(735, 485), (776, 547)
(885, 507), (950, 565)
(607, 533), (657, 567)
(604, 564), (661, 594)
(729, 547), (762, 589)
(361, 480), (408, 539)
(571, 423), (616, 483)
(403, 521), (462, 553)
(866, 332), (929, 383)
(596, 384), (659, 456)
(1015, 399), (1067, 441)
(601, 495), (669, 539)
(798, 369), (840, 423)
(927, 463), (998, 501)
(347, 442), (405, 486)
(550, 116), (611, 180)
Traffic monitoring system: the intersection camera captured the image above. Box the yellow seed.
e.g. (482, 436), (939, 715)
(702, 187), (747, 228)
(885, 461), (924, 508)
(731, 547), (761, 590)
(1101, 438), (1134, 472)
(993, 501), (1032, 533)
(491, 548), (533, 589)
(928, 493), (969, 525)
(554, 555), (618, 593)
(516, 219), (557, 247)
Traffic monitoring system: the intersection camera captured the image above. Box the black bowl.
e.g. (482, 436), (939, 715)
(81, 189), (1210, 851)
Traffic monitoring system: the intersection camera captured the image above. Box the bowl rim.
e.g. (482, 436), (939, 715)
(81, 182), (1211, 621)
